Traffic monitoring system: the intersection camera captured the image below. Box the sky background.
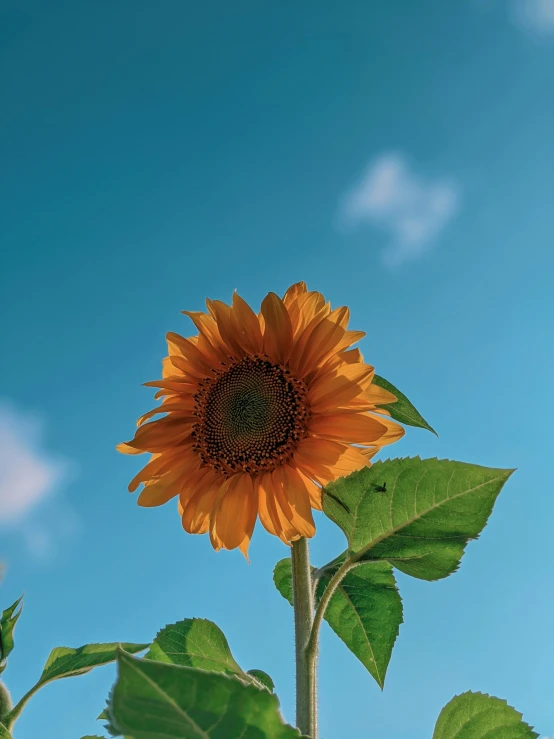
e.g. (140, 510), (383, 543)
(1, 1), (553, 737)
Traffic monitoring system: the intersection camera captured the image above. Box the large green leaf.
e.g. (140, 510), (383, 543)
(373, 374), (437, 435)
(323, 457), (514, 581)
(273, 558), (402, 689)
(39, 642), (149, 685)
(0, 722), (12, 738)
(146, 619), (241, 674)
(106, 650), (301, 738)
(433, 691), (539, 738)
(0, 597), (23, 673)
(145, 618), (273, 691)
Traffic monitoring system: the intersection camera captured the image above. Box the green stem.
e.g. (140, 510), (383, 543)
(291, 538), (317, 738)
(0, 679), (13, 725)
(306, 559), (357, 663)
(3, 683), (40, 730)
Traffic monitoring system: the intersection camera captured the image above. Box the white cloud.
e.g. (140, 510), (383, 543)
(0, 402), (78, 561)
(0, 403), (67, 523)
(511, 0), (554, 36)
(338, 152), (460, 268)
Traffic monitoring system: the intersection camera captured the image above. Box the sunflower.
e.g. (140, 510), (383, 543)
(118, 282), (404, 556)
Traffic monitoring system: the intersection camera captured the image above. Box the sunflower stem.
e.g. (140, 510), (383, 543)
(291, 537), (317, 738)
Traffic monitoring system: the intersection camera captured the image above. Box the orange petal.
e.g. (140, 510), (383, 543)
(231, 292), (263, 353)
(269, 466), (315, 539)
(288, 300), (331, 364)
(181, 470), (222, 534)
(287, 291), (328, 339)
(128, 451), (180, 492)
(161, 355), (186, 380)
(261, 292), (293, 364)
(116, 441), (145, 455)
(257, 473), (295, 544)
(294, 467), (323, 511)
(360, 447), (380, 461)
(294, 306), (349, 377)
(177, 466), (214, 509)
(278, 465), (316, 537)
(294, 438), (370, 484)
(309, 363), (375, 411)
(167, 333), (213, 377)
(208, 299), (247, 359)
(181, 311), (228, 362)
(283, 281), (308, 307)
(209, 474), (257, 552)
(122, 417), (193, 453)
(144, 379), (197, 393)
(366, 414), (405, 445)
(310, 412), (388, 444)
(137, 398), (196, 427)
(305, 345), (367, 386)
(333, 329), (366, 355)
(137, 453), (200, 507)
(339, 347), (364, 364)
(364, 383), (398, 405)
(370, 405), (391, 417)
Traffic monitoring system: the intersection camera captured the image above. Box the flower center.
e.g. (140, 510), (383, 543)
(192, 355), (309, 474)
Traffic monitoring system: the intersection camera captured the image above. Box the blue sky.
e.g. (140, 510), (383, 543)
(1, 1), (553, 737)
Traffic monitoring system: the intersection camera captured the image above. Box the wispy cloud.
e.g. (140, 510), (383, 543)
(0, 403), (66, 523)
(0, 402), (77, 560)
(337, 152), (460, 268)
(511, 0), (554, 36)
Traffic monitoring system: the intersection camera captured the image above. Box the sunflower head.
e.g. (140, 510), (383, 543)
(118, 282), (404, 556)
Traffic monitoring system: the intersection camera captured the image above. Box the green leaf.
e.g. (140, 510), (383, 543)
(273, 558), (402, 689)
(106, 650), (301, 738)
(323, 457), (514, 581)
(246, 669), (275, 692)
(0, 596), (23, 674)
(373, 374), (437, 435)
(146, 619), (242, 675)
(0, 722), (12, 739)
(39, 642), (149, 685)
(145, 618), (273, 691)
(433, 691), (539, 738)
